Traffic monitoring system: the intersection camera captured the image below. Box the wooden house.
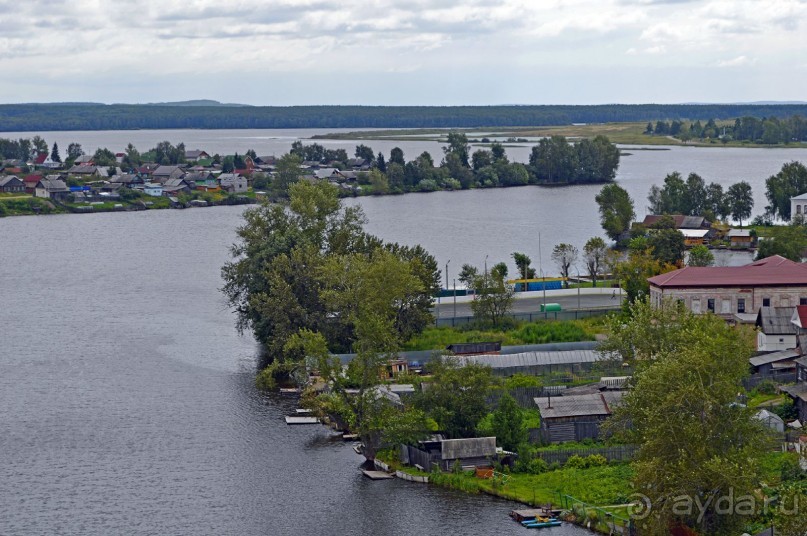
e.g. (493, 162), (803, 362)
(0, 175), (24, 193)
(756, 306), (798, 351)
(380, 359), (409, 380)
(782, 356), (807, 423)
(402, 436), (497, 471)
(727, 229), (754, 248)
(534, 392), (623, 443)
(34, 177), (69, 200)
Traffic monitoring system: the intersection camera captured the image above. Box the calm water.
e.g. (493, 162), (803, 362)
(0, 207), (592, 536)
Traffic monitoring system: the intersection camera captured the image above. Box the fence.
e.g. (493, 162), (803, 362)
(529, 444), (638, 465)
(743, 371), (798, 390)
(401, 444), (436, 471)
(436, 307), (621, 327)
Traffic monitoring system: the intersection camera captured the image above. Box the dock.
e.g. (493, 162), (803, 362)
(510, 508), (554, 523)
(285, 416), (319, 425)
(295, 408), (312, 414)
(361, 470), (393, 480)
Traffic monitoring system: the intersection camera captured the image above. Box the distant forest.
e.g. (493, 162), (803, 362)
(5, 103), (807, 132)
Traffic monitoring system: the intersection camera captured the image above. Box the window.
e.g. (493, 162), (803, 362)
(799, 205), (803, 215)
(721, 299), (731, 314)
(692, 300), (701, 314)
(800, 297), (807, 306)
(738, 299), (745, 313)
(763, 298), (771, 307)
(707, 298), (715, 312)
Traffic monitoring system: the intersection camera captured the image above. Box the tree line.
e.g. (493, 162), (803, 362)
(6, 103), (807, 132)
(646, 115), (807, 145)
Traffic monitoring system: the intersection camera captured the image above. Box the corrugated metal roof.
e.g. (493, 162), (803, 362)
(457, 349), (603, 369)
(750, 349), (800, 367)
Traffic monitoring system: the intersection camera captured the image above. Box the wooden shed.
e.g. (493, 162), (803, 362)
(534, 392), (623, 444)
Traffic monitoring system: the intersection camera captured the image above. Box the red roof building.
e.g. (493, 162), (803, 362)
(649, 256), (807, 316)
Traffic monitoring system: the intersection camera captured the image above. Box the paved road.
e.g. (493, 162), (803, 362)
(434, 292), (623, 318)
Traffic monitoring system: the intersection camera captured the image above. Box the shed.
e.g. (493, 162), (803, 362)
(439, 437), (497, 470)
(727, 228), (753, 247)
(749, 349), (799, 375)
(680, 228), (709, 246)
(535, 392), (623, 443)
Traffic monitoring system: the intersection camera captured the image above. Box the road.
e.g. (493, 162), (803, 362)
(434, 292), (623, 318)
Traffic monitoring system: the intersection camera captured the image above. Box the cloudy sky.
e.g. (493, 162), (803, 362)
(0, 0), (805, 105)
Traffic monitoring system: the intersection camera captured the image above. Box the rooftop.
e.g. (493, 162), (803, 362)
(456, 349), (603, 369)
(649, 255), (807, 288)
(535, 392), (623, 419)
(756, 306), (799, 335)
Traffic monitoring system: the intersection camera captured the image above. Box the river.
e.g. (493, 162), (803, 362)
(0, 207), (594, 536)
(2, 129), (802, 534)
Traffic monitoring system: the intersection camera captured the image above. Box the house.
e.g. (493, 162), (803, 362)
(347, 157), (370, 170)
(313, 168), (338, 180)
(534, 391), (624, 443)
(218, 173), (248, 193)
(255, 155), (275, 165)
(74, 154), (93, 165)
(0, 175), (24, 193)
(152, 165), (186, 183)
(648, 256), (807, 316)
(34, 177), (69, 200)
(680, 228), (710, 246)
(641, 214), (711, 230)
(67, 165), (101, 177)
(110, 173), (143, 187)
(791, 193), (807, 219)
(143, 183), (163, 197)
(23, 175), (42, 193)
(162, 178), (193, 195)
(727, 229), (754, 248)
(402, 436), (498, 471)
(184, 149), (210, 162)
(756, 307), (799, 351)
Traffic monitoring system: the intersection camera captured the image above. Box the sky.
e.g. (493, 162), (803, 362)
(0, 0), (806, 105)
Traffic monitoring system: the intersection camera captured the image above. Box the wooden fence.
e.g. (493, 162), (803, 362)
(436, 307), (621, 327)
(528, 443), (638, 465)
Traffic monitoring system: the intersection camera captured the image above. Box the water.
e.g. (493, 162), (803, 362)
(0, 208), (591, 536)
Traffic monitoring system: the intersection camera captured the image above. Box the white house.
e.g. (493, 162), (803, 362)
(792, 193), (807, 219)
(219, 173), (248, 193)
(143, 183), (163, 197)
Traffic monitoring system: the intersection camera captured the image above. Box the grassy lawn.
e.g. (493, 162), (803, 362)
(403, 318), (606, 351)
(0, 197), (63, 216)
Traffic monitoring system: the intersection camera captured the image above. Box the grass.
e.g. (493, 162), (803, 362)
(313, 123), (807, 149)
(0, 197), (64, 216)
(402, 318), (604, 351)
(425, 464), (634, 508)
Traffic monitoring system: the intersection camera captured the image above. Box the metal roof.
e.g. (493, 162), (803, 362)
(749, 349), (800, 367)
(457, 349), (604, 369)
(441, 437), (496, 460)
(756, 307), (799, 335)
(650, 256), (807, 288)
(535, 392), (623, 419)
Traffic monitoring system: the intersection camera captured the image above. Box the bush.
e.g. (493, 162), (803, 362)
(586, 454), (608, 467)
(527, 457), (549, 475)
(565, 455), (588, 469)
(755, 380), (777, 396)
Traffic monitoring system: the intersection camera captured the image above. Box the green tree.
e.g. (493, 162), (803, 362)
(470, 267), (514, 327)
(221, 181), (438, 364)
(122, 143), (142, 169)
(354, 144), (375, 164)
(604, 300), (768, 536)
(50, 142), (61, 163)
(389, 147), (405, 166)
(687, 244), (715, 267)
(471, 149), (492, 171)
(583, 237), (607, 287)
(511, 252), (533, 291)
(31, 135), (48, 157)
(491, 392), (527, 451)
(367, 168), (389, 195)
(551, 243), (578, 288)
(443, 131), (470, 168)
(596, 183), (635, 243)
(67, 142), (84, 161)
(764, 161), (807, 221)
(647, 226), (685, 266)
(375, 152), (386, 173)
(612, 247), (675, 304)
(726, 180), (754, 227)
(93, 148), (117, 167)
(271, 153), (303, 199)
(458, 264), (479, 290)
(415, 357), (493, 438)
(755, 219), (807, 261)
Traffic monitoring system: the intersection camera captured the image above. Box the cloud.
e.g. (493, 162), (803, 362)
(717, 55), (755, 67)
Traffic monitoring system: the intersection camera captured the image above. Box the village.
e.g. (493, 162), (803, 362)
(0, 145), (372, 215)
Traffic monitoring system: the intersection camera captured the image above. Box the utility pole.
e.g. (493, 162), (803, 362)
(453, 278), (457, 318)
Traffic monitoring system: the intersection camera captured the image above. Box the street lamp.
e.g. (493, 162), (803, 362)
(484, 254), (489, 276)
(575, 267), (581, 311)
